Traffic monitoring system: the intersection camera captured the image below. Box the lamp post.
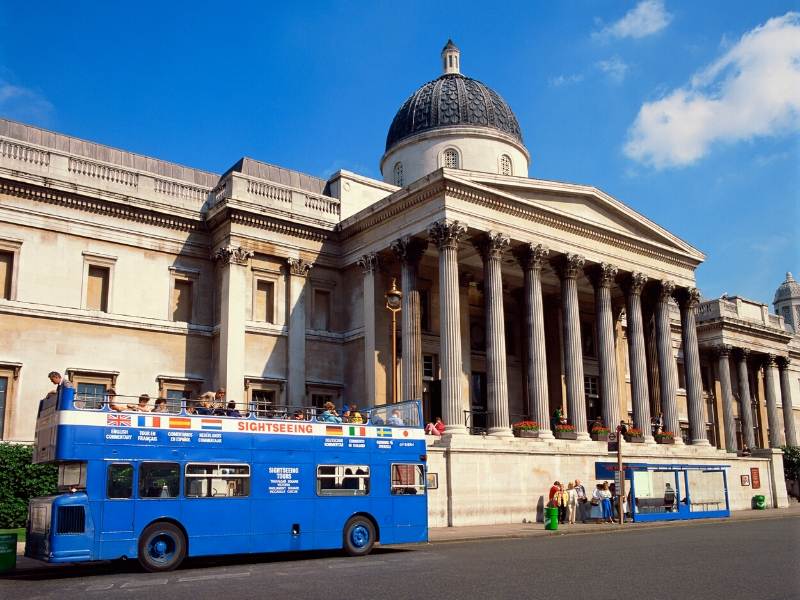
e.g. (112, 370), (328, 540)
(385, 278), (402, 404)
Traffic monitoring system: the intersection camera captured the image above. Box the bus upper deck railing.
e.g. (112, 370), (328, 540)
(56, 390), (423, 428)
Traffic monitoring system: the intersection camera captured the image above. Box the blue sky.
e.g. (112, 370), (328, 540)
(0, 1), (797, 306)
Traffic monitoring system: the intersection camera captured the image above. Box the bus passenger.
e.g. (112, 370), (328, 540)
(153, 397), (169, 413)
(341, 406), (352, 423)
(387, 409), (404, 426)
(292, 409), (305, 420)
(319, 402), (342, 423)
(349, 403), (364, 424)
(226, 401), (242, 418)
(106, 389), (126, 411)
(195, 392), (215, 415)
(214, 388), (226, 411)
(128, 394), (152, 412)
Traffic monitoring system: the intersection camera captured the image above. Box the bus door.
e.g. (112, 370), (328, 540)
(102, 462), (136, 542)
(389, 463), (427, 534)
(134, 461), (182, 539)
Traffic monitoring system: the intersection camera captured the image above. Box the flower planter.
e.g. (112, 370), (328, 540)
(656, 437), (674, 444)
(624, 435), (644, 444)
(517, 430), (539, 438)
(591, 432), (609, 441)
(554, 431), (578, 440)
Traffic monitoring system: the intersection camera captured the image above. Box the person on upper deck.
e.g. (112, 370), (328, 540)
(195, 392), (215, 415)
(225, 400), (241, 418)
(106, 388), (127, 412)
(48, 371), (73, 395)
(319, 401), (342, 423)
(128, 394), (152, 412)
(349, 403), (364, 424)
(387, 409), (404, 426)
(153, 397), (169, 413)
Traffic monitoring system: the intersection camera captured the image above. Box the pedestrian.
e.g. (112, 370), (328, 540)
(549, 481), (560, 507)
(651, 412), (663, 436)
(574, 479), (588, 523)
(591, 484), (604, 523)
(600, 482), (613, 523)
(556, 483), (569, 524)
(566, 481), (578, 525)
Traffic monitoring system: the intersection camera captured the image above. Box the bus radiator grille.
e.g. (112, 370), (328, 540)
(56, 506), (86, 534)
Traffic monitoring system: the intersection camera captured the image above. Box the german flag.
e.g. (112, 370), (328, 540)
(169, 417), (192, 429)
(325, 425), (343, 436)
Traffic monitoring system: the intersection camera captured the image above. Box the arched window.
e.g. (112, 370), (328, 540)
(393, 162), (404, 186)
(443, 148), (460, 169)
(500, 154), (512, 176)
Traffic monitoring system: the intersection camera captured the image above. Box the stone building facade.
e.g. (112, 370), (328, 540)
(0, 42), (795, 523)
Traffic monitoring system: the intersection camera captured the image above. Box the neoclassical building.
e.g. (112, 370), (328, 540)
(0, 41), (795, 523)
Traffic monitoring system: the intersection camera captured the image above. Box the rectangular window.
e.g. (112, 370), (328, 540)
(311, 393), (333, 409)
(312, 289), (331, 330)
(422, 355), (436, 380)
(581, 323), (595, 357)
(251, 389), (276, 418)
(86, 265), (110, 312)
(677, 362), (686, 390)
(0, 251), (12, 300)
(254, 280), (275, 323)
(58, 462), (87, 492)
(419, 289), (430, 332)
(316, 465), (370, 496)
(0, 376), (6, 439)
(76, 382), (107, 410)
(165, 389), (191, 413)
(390, 464), (426, 495)
(139, 462), (179, 498)
(107, 463), (134, 499)
(185, 463), (250, 498)
(172, 279), (194, 322)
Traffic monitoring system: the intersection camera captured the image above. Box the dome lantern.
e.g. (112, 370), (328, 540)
(441, 39), (460, 75)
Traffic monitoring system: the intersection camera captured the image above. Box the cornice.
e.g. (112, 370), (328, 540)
(696, 317), (794, 345)
(226, 208), (334, 243)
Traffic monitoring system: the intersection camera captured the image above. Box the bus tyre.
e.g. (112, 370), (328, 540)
(138, 522), (187, 572)
(343, 516), (375, 557)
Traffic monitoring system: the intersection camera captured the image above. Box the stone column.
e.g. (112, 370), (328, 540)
(475, 232), (512, 436)
(391, 236), (427, 402)
(677, 287), (709, 445)
(357, 253), (378, 407)
(214, 245), (253, 403)
(715, 344), (737, 452)
(763, 354), (781, 448)
(591, 263), (621, 432)
(514, 243), (552, 438)
(429, 219), (468, 435)
(623, 273), (653, 442)
(735, 348), (756, 449)
(286, 257), (312, 407)
(655, 280), (681, 443)
(778, 357), (797, 446)
(555, 253), (589, 440)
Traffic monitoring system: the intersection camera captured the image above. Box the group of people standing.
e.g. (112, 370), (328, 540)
(548, 480), (621, 524)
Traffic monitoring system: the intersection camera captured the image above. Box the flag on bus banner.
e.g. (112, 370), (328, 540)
(107, 414), (131, 427)
(325, 425), (343, 436)
(137, 415), (161, 428)
(200, 418), (223, 430)
(169, 417), (191, 429)
(348, 426), (366, 437)
(376, 427), (392, 437)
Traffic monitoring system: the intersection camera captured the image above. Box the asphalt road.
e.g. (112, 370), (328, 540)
(3, 517), (799, 600)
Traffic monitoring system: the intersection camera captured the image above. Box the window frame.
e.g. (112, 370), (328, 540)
(68, 369), (118, 409)
(184, 462), (251, 499)
(316, 464), (370, 497)
(393, 162), (404, 186)
(138, 461), (181, 499)
(441, 147), (461, 169)
(0, 363), (20, 439)
(0, 238), (22, 301)
(310, 286), (333, 331)
(390, 463), (426, 496)
(81, 251), (116, 313)
(168, 265), (199, 323)
(157, 375), (203, 411)
(107, 462), (134, 500)
(251, 276), (277, 324)
(499, 154), (513, 176)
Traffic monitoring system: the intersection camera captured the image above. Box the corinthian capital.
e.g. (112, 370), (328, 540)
(357, 253), (378, 274)
(513, 243), (549, 271)
(590, 263), (619, 289)
(554, 253), (585, 280)
(713, 343), (732, 359)
(214, 245), (254, 266)
(286, 257), (313, 277)
(473, 231), (510, 261)
(777, 356), (791, 370)
(658, 280), (677, 302)
(676, 286), (702, 309)
(428, 219), (467, 250)
(390, 236), (427, 265)
(622, 272), (648, 296)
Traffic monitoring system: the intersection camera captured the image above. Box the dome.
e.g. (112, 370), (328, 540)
(385, 73), (524, 153)
(774, 272), (800, 303)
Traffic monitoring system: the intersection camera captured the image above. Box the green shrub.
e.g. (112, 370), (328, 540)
(782, 445), (800, 482)
(0, 444), (58, 529)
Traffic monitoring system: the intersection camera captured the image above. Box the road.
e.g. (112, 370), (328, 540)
(3, 517), (799, 600)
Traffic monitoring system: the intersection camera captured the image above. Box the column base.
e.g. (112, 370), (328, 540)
(672, 438), (685, 445)
(643, 436), (657, 445)
(488, 427), (514, 437)
(537, 430), (555, 440)
(444, 425), (469, 435)
(576, 432), (591, 442)
(691, 439), (711, 446)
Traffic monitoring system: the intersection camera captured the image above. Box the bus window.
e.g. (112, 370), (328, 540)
(139, 462), (179, 498)
(316, 465), (370, 496)
(58, 462), (87, 492)
(107, 463), (133, 499)
(184, 463), (250, 498)
(390, 464), (426, 495)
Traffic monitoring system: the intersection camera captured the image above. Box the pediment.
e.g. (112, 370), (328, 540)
(452, 172), (704, 261)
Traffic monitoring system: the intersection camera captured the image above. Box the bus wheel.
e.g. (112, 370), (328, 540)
(138, 522), (186, 572)
(343, 516), (375, 556)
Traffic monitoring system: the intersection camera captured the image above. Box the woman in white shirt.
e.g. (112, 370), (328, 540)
(566, 482), (578, 524)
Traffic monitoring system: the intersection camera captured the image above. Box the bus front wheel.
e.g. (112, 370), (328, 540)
(138, 522), (187, 572)
(343, 516), (375, 557)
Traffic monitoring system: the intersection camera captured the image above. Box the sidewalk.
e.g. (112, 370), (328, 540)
(427, 503), (800, 544)
(7, 504), (799, 573)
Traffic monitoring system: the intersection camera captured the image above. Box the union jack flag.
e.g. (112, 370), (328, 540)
(107, 414), (131, 427)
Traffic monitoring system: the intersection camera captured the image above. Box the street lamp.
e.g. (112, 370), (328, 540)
(385, 278), (402, 404)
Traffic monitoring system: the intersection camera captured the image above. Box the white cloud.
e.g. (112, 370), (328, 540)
(549, 73), (584, 88)
(597, 57), (629, 83)
(594, 0), (673, 41)
(624, 12), (800, 169)
(0, 79), (53, 123)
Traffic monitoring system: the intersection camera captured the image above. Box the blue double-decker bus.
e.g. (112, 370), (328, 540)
(25, 388), (428, 571)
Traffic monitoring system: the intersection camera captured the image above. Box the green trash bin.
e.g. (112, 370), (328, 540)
(753, 495), (766, 510)
(0, 532), (17, 573)
(544, 506), (559, 531)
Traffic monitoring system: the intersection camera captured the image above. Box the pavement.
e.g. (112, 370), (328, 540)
(7, 503), (800, 573)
